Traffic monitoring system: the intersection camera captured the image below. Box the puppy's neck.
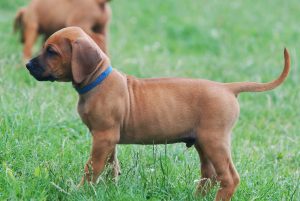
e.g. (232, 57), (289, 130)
(73, 60), (111, 91)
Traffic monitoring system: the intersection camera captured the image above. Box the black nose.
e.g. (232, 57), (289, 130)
(25, 59), (41, 77)
(25, 62), (32, 70)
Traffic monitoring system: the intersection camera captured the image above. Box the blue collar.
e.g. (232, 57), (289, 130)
(75, 66), (113, 94)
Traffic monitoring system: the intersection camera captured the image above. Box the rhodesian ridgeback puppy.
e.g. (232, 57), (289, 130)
(14, 0), (111, 62)
(25, 27), (290, 201)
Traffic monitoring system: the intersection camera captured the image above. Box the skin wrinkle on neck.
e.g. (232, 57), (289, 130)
(120, 76), (132, 139)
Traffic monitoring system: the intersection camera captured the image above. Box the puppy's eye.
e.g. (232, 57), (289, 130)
(46, 46), (57, 56)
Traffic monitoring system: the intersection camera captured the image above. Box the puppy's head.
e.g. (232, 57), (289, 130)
(26, 27), (109, 84)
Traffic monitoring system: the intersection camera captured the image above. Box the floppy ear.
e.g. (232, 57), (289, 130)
(71, 37), (102, 84)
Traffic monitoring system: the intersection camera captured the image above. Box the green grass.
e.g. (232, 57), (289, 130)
(0, 0), (299, 200)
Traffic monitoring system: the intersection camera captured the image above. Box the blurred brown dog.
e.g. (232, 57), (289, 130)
(14, 0), (111, 62)
(25, 27), (290, 201)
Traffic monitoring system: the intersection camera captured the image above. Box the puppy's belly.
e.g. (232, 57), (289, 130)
(119, 129), (197, 148)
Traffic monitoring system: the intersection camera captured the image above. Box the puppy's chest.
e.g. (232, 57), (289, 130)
(77, 101), (115, 131)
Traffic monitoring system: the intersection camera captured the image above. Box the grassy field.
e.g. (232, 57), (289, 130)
(0, 0), (299, 200)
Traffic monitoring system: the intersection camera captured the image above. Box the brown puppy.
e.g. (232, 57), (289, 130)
(25, 27), (290, 201)
(14, 0), (111, 62)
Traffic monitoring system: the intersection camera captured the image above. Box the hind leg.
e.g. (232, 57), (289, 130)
(196, 129), (240, 201)
(194, 144), (217, 196)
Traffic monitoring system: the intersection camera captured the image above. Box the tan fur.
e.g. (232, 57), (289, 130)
(226, 49), (290, 94)
(14, 7), (26, 43)
(28, 27), (290, 201)
(14, 0), (111, 62)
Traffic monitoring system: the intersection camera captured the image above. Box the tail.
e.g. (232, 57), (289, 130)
(225, 48), (290, 95)
(14, 7), (26, 43)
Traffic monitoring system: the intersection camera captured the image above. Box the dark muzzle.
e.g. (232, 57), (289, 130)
(26, 57), (56, 82)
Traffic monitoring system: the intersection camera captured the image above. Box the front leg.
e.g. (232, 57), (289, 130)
(107, 147), (121, 180)
(23, 22), (38, 63)
(78, 128), (119, 186)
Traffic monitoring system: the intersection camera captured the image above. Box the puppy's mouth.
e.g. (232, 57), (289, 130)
(26, 60), (56, 82)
